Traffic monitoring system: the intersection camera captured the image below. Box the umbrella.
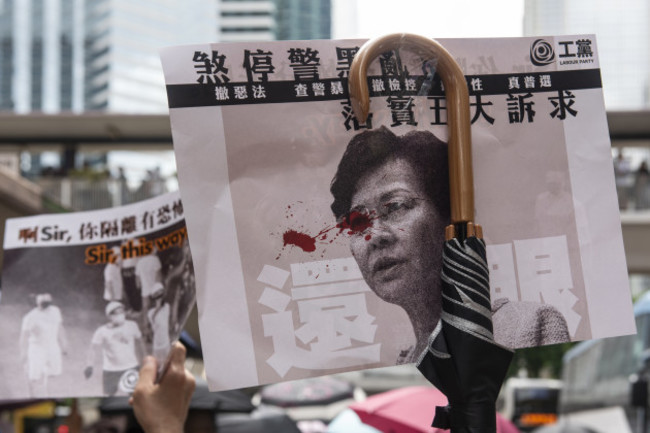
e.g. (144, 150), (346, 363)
(327, 409), (382, 433)
(260, 376), (355, 408)
(258, 376), (359, 422)
(348, 386), (519, 433)
(216, 411), (301, 433)
(190, 380), (256, 413)
(349, 33), (513, 433)
(100, 379), (254, 414)
(532, 422), (601, 433)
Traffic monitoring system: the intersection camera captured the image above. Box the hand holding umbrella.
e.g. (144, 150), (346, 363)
(349, 33), (513, 433)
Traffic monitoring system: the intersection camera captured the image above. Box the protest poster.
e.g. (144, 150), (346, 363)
(160, 36), (634, 391)
(0, 191), (196, 399)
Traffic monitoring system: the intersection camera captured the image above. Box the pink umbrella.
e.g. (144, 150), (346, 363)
(350, 386), (520, 433)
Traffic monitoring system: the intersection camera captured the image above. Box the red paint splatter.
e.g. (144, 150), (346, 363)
(277, 204), (378, 259)
(336, 210), (375, 234)
(283, 229), (317, 252)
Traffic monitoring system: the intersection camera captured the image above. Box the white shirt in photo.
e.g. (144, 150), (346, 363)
(103, 263), (123, 302)
(135, 254), (162, 297)
(148, 303), (171, 351)
(91, 320), (142, 371)
(21, 306), (63, 379)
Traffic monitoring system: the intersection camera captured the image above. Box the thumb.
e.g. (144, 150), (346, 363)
(168, 341), (187, 367)
(138, 356), (158, 384)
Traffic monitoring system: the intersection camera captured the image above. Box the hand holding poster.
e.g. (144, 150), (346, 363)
(160, 36), (635, 391)
(0, 191), (196, 399)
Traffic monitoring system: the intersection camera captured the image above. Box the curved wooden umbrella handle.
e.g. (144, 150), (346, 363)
(348, 33), (474, 231)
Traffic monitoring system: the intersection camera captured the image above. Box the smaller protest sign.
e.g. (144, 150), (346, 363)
(0, 191), (196, 399)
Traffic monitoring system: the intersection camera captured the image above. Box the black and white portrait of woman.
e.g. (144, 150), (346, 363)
(330, 126), (570, 362)
(330, 126), (450, 362)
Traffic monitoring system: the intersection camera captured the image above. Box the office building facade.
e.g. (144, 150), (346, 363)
(1, 0), (218, 114)
(0, 0), (83, 113)
(1, 0), (332, 114)
(217, 0), (331, 42)
(218, 0), (275, 42)
(274, 0), (330, 40)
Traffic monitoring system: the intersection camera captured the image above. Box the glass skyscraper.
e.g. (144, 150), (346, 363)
(275, 0), (331, 41)
(217, 0), (332, 42)
(1, 0), (218, 113)
(218, 0), (276, 42)
(0, 0), (332, 113)
(0, 0), (82, 112)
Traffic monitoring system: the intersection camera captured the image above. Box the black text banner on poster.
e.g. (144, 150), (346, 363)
(166, 69), (602, 108)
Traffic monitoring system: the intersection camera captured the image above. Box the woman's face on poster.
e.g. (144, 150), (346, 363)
(348, 157), (443, 310)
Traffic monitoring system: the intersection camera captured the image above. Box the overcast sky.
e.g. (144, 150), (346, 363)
(332, 0), (525, 39)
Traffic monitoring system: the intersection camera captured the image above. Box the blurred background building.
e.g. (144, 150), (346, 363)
(218, 0), (276, 42)
(1, 0), (219, 114)
(0, 0), (332, 114)
(217, 0), (331, 43)
(274, 0), (331, 40)
(0, 0), (334, 211)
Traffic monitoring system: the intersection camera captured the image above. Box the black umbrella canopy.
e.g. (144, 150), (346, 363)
(260, 376), (354, 408)
(190, 380), (255, 413)
(99, 380), (254, 413)
(417, 235), (513, 433)
(533, 422), (601, 433)
(217, 412), (301, 433)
